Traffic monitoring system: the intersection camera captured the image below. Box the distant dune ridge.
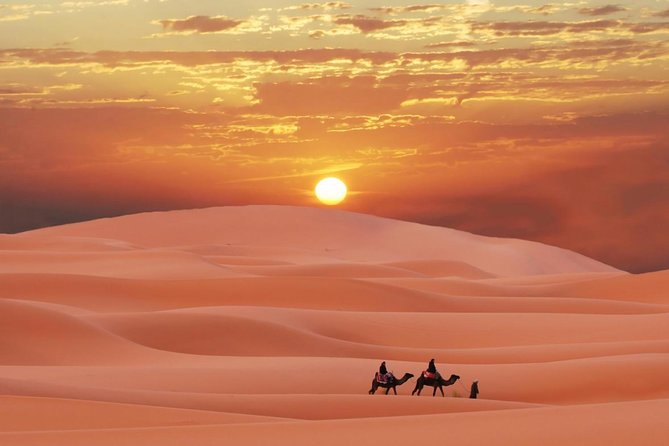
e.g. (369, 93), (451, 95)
(20, 205), (617, 276)
(0, 205), (667, 445)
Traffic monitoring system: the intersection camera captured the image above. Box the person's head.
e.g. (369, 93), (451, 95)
(430, 358), (435, 362)
(381, 361), (385, 365)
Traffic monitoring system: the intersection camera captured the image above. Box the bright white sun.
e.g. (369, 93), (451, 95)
(315, 177), (348, 205)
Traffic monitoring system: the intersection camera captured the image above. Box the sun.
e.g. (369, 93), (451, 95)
(315, 177), (348, 205)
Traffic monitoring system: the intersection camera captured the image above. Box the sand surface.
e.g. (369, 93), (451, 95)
(1, 206), (667, 445)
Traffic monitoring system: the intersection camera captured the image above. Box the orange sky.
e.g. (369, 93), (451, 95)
(1, 0), (668, 272)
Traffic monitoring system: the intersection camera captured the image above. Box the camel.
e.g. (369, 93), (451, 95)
(368, 372), (414, 395)
(411, 373), (460, 397)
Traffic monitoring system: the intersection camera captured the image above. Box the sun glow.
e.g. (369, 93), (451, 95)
(315, 177), (348, 205)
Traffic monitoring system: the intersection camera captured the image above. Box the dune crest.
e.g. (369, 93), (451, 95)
(23, 205), (619, 277)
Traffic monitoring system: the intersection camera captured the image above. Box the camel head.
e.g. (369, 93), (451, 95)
(452, 374), (461, 381)
(403, 373), (415, 379)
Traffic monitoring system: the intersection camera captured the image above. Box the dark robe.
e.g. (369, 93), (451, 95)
(470, 382), (479, 399)
(379, 362), (388, 375)
(427, 359), (436, 374)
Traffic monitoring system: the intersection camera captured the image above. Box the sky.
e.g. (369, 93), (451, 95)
(1, 0), (668, 273)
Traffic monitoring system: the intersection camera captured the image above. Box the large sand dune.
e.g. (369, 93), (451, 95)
(0, 206), (667, 445)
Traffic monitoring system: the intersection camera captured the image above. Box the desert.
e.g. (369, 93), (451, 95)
(0, 205), (667, 445)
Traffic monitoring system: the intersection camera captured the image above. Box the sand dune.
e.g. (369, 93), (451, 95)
(0, 234), (136, 252)
(0, 206), (667, 444)
(227, 262), (428, 278)
(0, 299), (156, 365)
(548, 269), (669, 303)
(4, 273), (664, 315)
(0, 250), (240, 280)
(0, 395), (284, 431)
(24, 206), (618, 277)
(0, 399), (667, 446)
(1, 353), (667, 403)
(382, 259), (497, 279)
(92, 306), (669, 355)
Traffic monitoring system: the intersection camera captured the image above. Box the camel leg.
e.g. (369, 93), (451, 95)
(433, 386), (437, 397)
(392, 387), (397, 395)
(439, 385), (445, 397)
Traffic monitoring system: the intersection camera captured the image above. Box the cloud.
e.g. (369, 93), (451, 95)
(369, 4), (450, 15)
(0, 1), (129, 21)
(157, 15), (245, 34)
(405, 38), (668, 69)
(252, 76), (411, 115)
(626, 22), (669, 34)
(0, 3), (35, 22)
(283, 2), (351, 11)
(0, 47), (397, 67)
(2, 39), (667, 113)
(653, 8), (669, 18)
(470, 19), (669, 38)
(424, 40), (477, 49)
(329, 13), (448, 38)
(333, 15), (407, 33)
(578, 5), (627, 16)
(272, 6), (460, 39)
(470, 19), (621, 37)
(530, 4), (559, 15)
(5, 36), (663, 79)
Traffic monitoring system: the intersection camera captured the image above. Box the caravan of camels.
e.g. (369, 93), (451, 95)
(369, 359), (471, 398)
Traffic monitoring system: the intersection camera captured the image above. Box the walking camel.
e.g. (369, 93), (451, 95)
(368, 373), (414, 395)
(411, 373), (460, 397)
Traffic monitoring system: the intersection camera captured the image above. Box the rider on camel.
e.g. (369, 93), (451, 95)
(378, 361), (393, 384)
(425, 358), (440, 379)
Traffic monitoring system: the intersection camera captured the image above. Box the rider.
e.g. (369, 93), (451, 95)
(378, 361), (393, 383)
(426, 358), (440, 379)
